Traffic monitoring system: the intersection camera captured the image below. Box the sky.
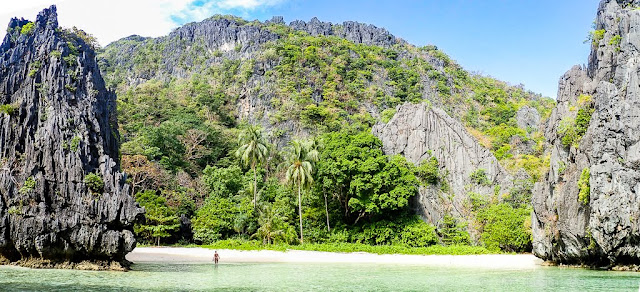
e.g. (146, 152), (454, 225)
(0, 0), (601, 98)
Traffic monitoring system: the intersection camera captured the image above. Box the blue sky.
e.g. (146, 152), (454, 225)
(2, 0), (601, 98)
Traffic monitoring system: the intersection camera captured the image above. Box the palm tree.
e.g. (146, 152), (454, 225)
(235, 125), (269, 210)
(253, 204), (284, 245)
(285, 139), (317, 243)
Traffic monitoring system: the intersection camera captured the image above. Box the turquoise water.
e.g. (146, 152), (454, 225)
(1, 262), (640, 291)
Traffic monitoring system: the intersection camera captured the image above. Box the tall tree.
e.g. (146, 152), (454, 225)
(235, 125), (269, 210)
(316, 130), (419, 225)
(285, 139), (317, 243)
(134, 190), (180, 246)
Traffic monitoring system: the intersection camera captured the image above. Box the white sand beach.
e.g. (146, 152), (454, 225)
(126, 247), (543, 269)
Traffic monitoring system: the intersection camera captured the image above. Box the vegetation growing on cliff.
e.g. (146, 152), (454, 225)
(97, 15), (554, 252)
(578, 168), (591, 205)
(559, 94), (594, 148)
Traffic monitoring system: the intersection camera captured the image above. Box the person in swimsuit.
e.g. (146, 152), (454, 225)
(214, 251), (220, 265)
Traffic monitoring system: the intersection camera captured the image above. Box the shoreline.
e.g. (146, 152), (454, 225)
(126, 247), (543, 269)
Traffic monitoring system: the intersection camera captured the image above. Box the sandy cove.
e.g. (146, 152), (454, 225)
(126, 247), (543, 269)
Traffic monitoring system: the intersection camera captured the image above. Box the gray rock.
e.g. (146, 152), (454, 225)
(533, 0), (640, 267)
(289, 18), (404, 47)
(266, 16), (284, 25)
(0, 6), (143, 265)
(516, 106), (540, 131)
(373, 103), (512, 238)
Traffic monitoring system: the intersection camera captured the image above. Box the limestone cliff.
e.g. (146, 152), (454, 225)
(373, 103), (513, 237)
(533, 0), (640, 267)
(0, 6), (142, 268)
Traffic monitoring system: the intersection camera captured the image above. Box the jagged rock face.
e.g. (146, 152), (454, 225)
(516, 106), (540, 131)
(373, 103), (512, 233)
(289, 17), (404, 47)
(0, 6), (142, 264)
(99, 16), (411, 148)
(533, 0), (640, 266)
(101, 16), (402, 85)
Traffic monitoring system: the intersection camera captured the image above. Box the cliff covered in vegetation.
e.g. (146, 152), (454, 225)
(0, 6), (142, 269)
(94, 11), (555, 252)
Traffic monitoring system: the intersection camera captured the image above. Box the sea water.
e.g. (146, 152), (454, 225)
(1, 262), (640, 291)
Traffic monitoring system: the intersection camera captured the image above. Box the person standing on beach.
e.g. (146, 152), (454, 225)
(214, 251), (220, 265)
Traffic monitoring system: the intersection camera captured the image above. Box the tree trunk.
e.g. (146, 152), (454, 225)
(298, 180), (303, 244)
(353, 211), (366, 225)
(252, 161), (257, 210)
(324, 190), (331, 232)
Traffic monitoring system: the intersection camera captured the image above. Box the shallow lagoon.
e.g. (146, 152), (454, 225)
(1, 261), (640, 291)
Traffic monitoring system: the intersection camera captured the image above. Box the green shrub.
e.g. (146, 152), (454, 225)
(70, 136), (81, 151)
(477, 203), (531, 252)
(192, 196), (238, 243)
(484, 124), (526, 151)
(482, 103), (516, 126)
(468, 192), (490, 212)
(8, 206), (22, 215)
(380, 108), (396, 123)
(439, 215), (470, 245)
(558, 161), (567, 175)
(327, 230), (350, 243)
(559, 95), (594, 148)
(494, 144), (512, 160)
(63, 55), (77, 67)
(415, 156), (440, 185)
(19, 177), (36, 194)
(348, 217), (438, 247)
(396, 220), (438, 247)
(586, 29), (606, 46)
(558, 117), (578, 147)
(578, 167), (590, 205)
(609, 35), (622, 51)
(0, 104), (16, 115)
(50, 50), (62, 58)
(470, 168), (491, 186)
(20, 22), (34, 35)
(84, 173), (104, 194)
(575, 107), (594, 137)
(201, 240), (494, 255)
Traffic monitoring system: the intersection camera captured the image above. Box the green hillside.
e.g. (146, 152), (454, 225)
(97, 15), (555, 252)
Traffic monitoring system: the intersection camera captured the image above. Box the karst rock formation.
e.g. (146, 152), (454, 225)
(533, 0), (640, 268)
(0, 6), (142, 269)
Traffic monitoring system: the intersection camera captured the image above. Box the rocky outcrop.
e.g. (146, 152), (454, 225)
(100, 15), (402, 84)
(99, 15), (411, 147)
(373, 103), (512, 234)
(533, 0), (640, 267)
(516, 106), (540, 131)
(0, 6), (142, 268)
(289, 17), (404, 47)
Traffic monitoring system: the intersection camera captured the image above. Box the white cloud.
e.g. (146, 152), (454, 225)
(0, 0), (285, 47)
